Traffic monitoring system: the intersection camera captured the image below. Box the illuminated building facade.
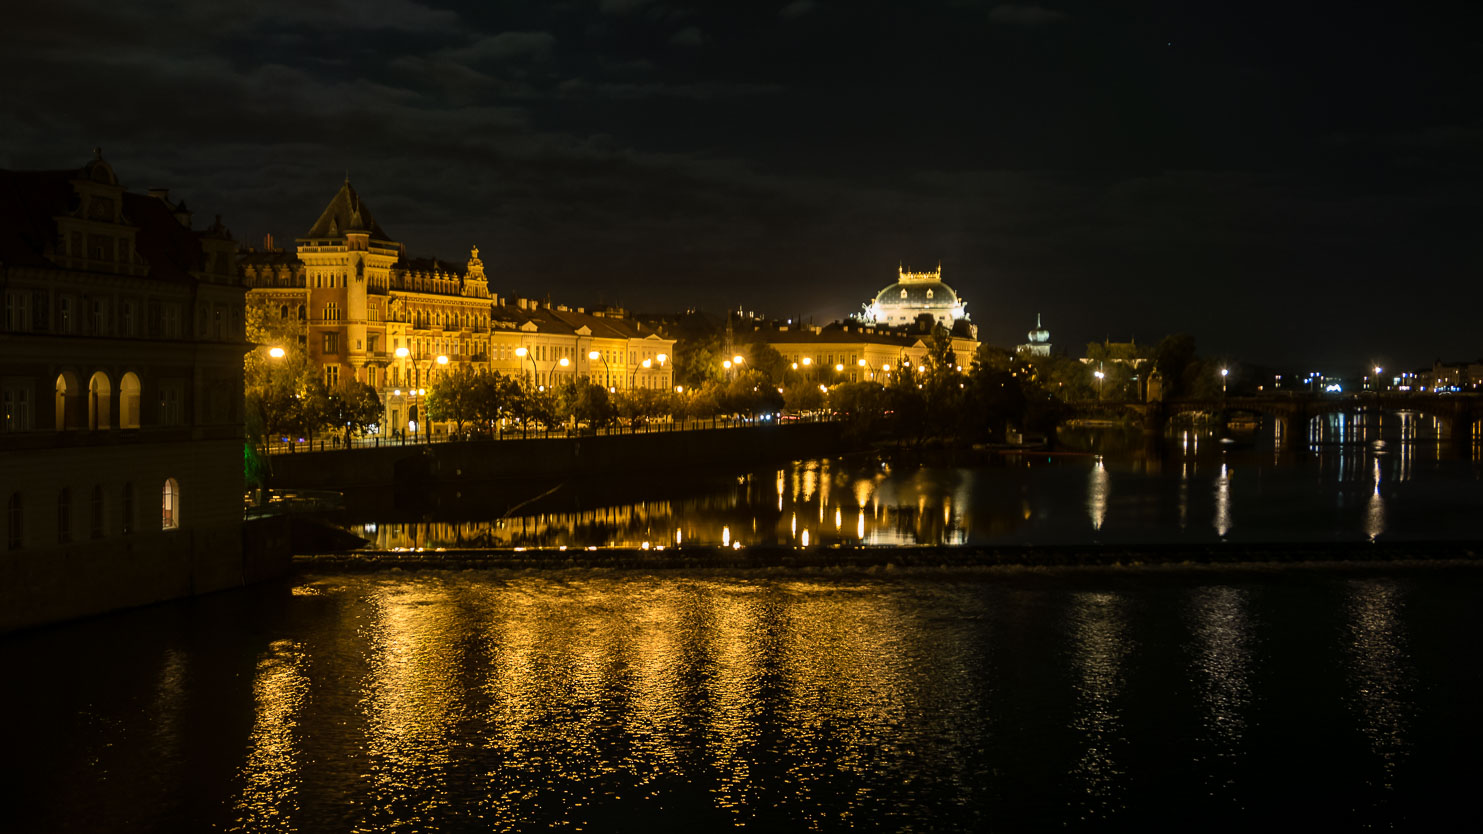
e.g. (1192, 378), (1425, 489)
(0, 154), (249, 630)
(759, 321), (979, 383)
(242, 182), (674, 434)
(859, 265), (968, 327)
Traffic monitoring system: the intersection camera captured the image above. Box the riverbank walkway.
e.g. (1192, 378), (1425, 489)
(262, 413), (838, 455)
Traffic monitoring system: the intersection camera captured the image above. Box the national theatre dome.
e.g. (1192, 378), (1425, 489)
(859, 265), (968, 326)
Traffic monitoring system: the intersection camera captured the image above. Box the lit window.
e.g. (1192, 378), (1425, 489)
(162, 478), (180, 530)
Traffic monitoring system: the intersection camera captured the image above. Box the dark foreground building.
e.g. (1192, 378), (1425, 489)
(0, 152), (272, 632)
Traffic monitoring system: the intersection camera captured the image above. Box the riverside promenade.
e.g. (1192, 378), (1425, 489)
(265, 420), (850, 490)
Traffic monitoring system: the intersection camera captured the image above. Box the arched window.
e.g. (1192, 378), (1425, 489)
(121, 482), (134, 534)
(57, 487), (71, 544)
(55, 371), (80, 431)
(297, 305), (306, 321)
(279, 304), (289, 320)
(900, 288), (908, 299)
(88, 371), (111, 430)
(926, 289), (934, 299)
(90, 485), (105, 539)
(119, 372), (141, 429)
(6, 493), (21, 550)
(162, 478), (179, 530)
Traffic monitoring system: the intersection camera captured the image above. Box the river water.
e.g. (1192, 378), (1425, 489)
(3, 421), (1482, 831)
(348, 418), (1483, 550)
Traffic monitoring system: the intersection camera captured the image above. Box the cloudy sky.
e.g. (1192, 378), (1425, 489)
(3, 0), (1478, 370)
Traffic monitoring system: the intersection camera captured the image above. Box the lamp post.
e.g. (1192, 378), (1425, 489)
(590, 350), (612, 391)
(631, 358), (652, 390)
(858, 358), (874, 382)
(1220, 367), (1229, 395)
(1094, 368), (1105, 401)
(515, 346), (538, 384)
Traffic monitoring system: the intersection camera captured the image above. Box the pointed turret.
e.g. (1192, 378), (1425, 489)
(301, 180), (392, 242)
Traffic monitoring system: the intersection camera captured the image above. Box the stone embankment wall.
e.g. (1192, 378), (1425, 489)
(0, 517), (292, 634)
(268, 423), (848, 489)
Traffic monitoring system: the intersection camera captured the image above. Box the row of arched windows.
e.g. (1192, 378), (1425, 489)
(54, 370), (142, 431)
(4, 478), (177, 550)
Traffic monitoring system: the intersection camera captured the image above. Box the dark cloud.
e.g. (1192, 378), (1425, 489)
(1, 0), (1479, 370)
(668, 26), (705, 47)
(987, 4), (1069, 25)
(779, 1), (818, 18)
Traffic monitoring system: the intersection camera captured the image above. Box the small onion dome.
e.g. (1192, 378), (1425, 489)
(1027, 314), (1050, 343)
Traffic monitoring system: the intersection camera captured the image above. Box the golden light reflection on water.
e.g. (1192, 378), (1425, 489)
(359, 585), (467, 830)
(1365, 457), (1387, 541)
(1214, 462), (1232, 538)
(232, 640), (308, 833)
(1087, 457), (1109, 531)
(1342, 580), (1413, 789)
(342, 440), (1478, 552)
(1068, 591), (1130, 819)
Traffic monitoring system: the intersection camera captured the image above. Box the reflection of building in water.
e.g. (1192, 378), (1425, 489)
(349, 458), (1006, 549)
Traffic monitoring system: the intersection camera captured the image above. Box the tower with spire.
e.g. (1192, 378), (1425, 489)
(1016, 313), (1052, 357)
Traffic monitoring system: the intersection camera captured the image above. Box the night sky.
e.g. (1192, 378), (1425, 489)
(3, 1), (1478, 371)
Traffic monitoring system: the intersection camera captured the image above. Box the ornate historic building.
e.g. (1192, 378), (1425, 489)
(858, 265), (968, 327)
(759, 321), (979, 383)
(0, 154), (251, 630)
(241, 182), (674, 434)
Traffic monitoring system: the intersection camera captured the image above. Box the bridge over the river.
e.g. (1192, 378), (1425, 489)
(1067, 392), (1483, 442)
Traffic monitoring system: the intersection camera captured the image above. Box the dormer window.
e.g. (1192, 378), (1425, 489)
(900, 289), (908, 299)
(926, 289), (934, 299)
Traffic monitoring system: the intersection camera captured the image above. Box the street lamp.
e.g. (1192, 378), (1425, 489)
(1094, 369), (1105, 401)
(1220, 367), (1229, 395)
(632, 358), (652, 390)
(268, 346), (285, 359)
(515, 346), (538, 385)
(858, 357), (873, 381)
(590, 349), (612, 389)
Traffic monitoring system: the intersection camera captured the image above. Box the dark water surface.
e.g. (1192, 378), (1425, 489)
(3, 566), (1480, 832)
(348, 421), (1483, 550)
